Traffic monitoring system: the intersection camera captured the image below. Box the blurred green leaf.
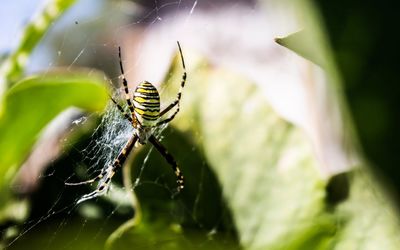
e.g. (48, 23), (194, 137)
(107, 221), (239, 250)
(173, 63), (334, 250)
(7, 219), (114, 250)
(0, 199), (29, 224)
(332, 170), (400, 250)
(0, 69), (108, 210)
(173, 57), (400, 249)
(275, 30), (326, 67)
(0, 0), (76, 92)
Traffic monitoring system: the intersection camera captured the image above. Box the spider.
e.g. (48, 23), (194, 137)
(67, 42), (186, 203)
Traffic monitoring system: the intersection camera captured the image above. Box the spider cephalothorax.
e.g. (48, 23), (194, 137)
(67, 42), (186, 203)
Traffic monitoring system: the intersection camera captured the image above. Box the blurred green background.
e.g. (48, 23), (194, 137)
(1, 0), (400, 249)
(316, 0), (400, 192)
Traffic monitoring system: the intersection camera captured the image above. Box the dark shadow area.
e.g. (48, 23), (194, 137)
(315, 0), (400, 199)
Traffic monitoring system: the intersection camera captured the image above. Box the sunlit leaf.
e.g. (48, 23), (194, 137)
(174, 64), (335, 249)
(275, 30), (326, 67)
(0, 70), (108, 209)
(0, 0), (77, 92)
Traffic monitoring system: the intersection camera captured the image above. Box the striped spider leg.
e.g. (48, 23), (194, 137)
(66, 42), (186, 203)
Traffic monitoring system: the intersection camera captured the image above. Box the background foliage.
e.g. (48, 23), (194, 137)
(1, 0), (399, 249)
(315, 0), (400, 193)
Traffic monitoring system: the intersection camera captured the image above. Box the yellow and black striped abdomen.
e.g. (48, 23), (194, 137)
(133, 81), (160, 126)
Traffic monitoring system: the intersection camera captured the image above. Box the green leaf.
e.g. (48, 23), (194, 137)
(332, 170), (400, 250)
(0, 0), (77, 89)
(174, 58), (400, 249)
(174, 65), (334, 250)
(0, 69), (108, 207)
(107, 221), (238, 250)
(275, 30), (326, 67)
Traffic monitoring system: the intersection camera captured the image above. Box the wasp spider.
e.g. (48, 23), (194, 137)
(67, 42), (186, 203)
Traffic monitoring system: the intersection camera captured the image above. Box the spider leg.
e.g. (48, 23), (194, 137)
(118, 46), (135, 122)
(109, 95), (133, 123)
(74, 164), (115, 204)
(158, 41), (187, 119)
(73, 135), (139, 204)
(149, 135), (184, 192)
(65, 177), (97, 186)
(156, 108), (179, 126)
(65, 166), (108, 186)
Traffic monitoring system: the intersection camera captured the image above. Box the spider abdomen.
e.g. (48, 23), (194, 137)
(133, 81), (160, 126)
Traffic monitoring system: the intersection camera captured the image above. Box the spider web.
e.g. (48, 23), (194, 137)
(1, 0), (365, 249)
(1, 0), (239, 249)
